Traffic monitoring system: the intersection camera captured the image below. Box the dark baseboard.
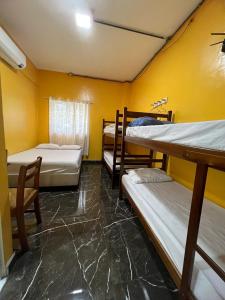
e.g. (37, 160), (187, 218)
(39, 185), (78, 192)
(82, 160), (102, 164)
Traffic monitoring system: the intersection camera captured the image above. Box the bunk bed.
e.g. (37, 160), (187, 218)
(102, 109), (172, 187)
(119, 107), (225, 300)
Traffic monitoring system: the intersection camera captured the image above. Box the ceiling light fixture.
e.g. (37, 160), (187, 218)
(75, 13), (92, 29)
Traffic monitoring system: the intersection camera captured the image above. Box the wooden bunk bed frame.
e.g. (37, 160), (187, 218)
(102, 110), (123, 187)
(102, 109), (172, 188)
(119, 107), (225, 300)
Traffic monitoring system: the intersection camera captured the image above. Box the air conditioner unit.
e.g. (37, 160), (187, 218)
(0, 27), (26, 69)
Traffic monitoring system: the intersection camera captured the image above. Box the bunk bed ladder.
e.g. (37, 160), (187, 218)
(119, 107), (127, 199)
(101, 118), (105, 161)
(112, 110), (120, 188)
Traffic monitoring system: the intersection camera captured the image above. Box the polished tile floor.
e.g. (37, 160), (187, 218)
(0, 163), (178, 300)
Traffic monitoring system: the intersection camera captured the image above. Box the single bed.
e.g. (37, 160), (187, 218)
(122, 174), (225, 300)
(8, 147), (83, 187)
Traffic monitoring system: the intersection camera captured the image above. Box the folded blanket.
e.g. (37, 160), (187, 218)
(127, 168), (172, 184)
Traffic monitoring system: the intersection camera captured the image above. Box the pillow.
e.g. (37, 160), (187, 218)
(36, 143), (60, 149)
(128, 117), (163, 127)
(127, 168), (172, 184)
(60, 145), (82, 150)
(106, 124), (115, 128)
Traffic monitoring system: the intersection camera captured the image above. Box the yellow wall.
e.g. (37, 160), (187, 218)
(38, 70), (129, 160)
(0, 58), (39, 154)
(0, 47), (39, 265)
(0, 74), (13, 264)
(128, 0), (225, 207)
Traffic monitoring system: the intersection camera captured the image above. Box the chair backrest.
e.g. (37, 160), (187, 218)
(16, 157), (42, 207)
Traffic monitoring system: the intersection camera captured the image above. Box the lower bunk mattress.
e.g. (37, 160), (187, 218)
(122, 175), (225, 300)
(8, 148), (83, 187)
(104, 150), (120, 170)
(103, 150), (149, 171)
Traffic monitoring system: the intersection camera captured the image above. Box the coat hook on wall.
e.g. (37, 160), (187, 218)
(151, 97), (168, 111)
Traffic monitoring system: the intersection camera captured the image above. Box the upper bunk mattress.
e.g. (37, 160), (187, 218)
(126, 120), (225, 151)
(8, 148), (83, 187)
(104, 124), (122, 135)
(122, 175), (225, 300)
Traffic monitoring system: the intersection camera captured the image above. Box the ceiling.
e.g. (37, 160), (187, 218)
(0, 0), (202, 82)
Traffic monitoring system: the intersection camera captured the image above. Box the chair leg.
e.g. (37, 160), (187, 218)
(34, 195), (42, 224)
(16, 213), (29, 252)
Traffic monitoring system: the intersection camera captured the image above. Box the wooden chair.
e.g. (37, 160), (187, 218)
(9, 157), (42, 252)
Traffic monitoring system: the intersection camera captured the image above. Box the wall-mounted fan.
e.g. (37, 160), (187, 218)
(210, 33), (225, 52)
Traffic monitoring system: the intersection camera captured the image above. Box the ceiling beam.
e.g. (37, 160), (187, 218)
(94, 18), (167, 40)
(67, 72), (130, 83)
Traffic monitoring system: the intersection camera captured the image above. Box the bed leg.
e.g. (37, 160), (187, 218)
(119, 186), (123, 199)
(112, 174), (115, 189)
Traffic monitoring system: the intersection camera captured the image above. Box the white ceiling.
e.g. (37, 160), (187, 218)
(0, 0), (202, 82)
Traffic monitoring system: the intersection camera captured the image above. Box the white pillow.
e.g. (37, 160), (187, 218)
(127, 168), (172, 184)
(36, 143), (60, 149)
(60, 145), (82, 150)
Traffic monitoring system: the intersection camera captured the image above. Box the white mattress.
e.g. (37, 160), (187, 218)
(104, 124), (122, 135)
(104, 150), (120, 170)
(126, 120), (225, 151)
(104, 151), (149, 171)
(122, 175), (225, 300)
(8, 148), (83, 187)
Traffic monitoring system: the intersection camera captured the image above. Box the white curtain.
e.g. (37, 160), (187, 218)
(49, 97), (89, 155)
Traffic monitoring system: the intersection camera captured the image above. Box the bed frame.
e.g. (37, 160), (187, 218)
(102, 109), (172, 188)
(102, 110), (123, 187)
(119, 107), (225, 300)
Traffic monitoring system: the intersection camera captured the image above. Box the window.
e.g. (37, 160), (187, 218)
(49, 97), (89, 155)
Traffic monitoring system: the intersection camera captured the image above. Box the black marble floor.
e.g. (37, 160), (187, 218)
(0, 163), (178, 300)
